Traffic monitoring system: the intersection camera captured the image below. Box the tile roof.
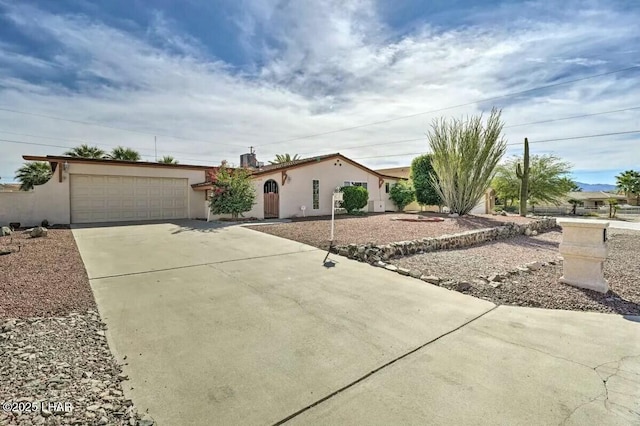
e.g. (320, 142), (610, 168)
(250, 153), (340, 174)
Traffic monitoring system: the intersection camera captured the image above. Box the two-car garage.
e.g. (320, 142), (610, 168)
(4, 155), (213, 226)
(70, 175), (189, 224)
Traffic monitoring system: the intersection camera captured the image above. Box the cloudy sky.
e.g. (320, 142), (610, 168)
(0, 0), (639, 184)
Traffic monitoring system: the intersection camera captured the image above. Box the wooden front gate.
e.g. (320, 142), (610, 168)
(264, 179), (279, 219)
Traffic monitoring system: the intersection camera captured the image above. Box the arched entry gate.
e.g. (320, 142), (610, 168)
(264, 179), (279, 219)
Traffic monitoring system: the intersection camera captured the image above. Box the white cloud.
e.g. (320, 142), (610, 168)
(0, 0), (638, 183)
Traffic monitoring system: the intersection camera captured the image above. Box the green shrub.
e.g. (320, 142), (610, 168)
(209, 166), (256, 219)
(340, 186), (368, 214)
(389, 181), (416, 211)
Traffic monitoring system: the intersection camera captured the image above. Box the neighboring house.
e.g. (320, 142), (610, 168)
(565, 191), (628, 209)
(0, 152), (401, 226)
(0, 155), (216, 226)
(374, 166), (424, 212)
(193, 153), (402, 220)
(374, 166), (495, 214)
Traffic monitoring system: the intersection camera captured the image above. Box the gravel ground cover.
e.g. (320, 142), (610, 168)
(0, 230), (152, 426)
(0, 313), (152, 426)
(0, 230), (94, 318)
(391, 229), (640, 315)
(247, 213), (533, 249)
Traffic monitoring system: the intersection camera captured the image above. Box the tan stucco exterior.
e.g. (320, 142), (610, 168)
(0, 160), (207, 226)
(247, 159), (400, 219)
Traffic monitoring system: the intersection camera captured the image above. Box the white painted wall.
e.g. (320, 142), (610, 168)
(0, 175), (69, 226)
(0, 162), (208, 225)
(251, 161), (399, 219)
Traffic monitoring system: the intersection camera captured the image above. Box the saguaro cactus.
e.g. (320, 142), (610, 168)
(516, 137), (530, 217)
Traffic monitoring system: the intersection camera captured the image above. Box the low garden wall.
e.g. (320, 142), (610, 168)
(331, 217), (558, 263)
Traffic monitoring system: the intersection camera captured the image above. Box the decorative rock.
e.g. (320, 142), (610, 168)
(490, 282), (502, 289)
(139, 413), (156, 426)
(488, 274), (505, 282)
(420, 275), (441, 284)
(531, 230), (538, 236)
(524, 228), (532, 236)
(331, 218), (557, 263)
(526, 262), (542, 271)
(374, 261), (386, 268)
(397, 267), (410, 276)
(0, 226), (11, 236)
(30, 226), (48, 238)
(456, 281), (471, 292)
(500, 211), (508, 216)
(384, 265), (398, 272)
(409, 270), (422, 279)
(517, 267), (530, 273)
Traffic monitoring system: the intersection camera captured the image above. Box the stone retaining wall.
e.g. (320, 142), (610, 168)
(331, 217), (557, 263)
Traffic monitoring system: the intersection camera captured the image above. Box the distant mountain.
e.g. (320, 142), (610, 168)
(576, 182), (617, 192)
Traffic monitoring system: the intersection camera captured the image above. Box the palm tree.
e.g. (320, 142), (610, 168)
(615, 170), (640, 205)
(63, 144), (106, 158)
(269, 154), (300, 164)
(158, 155), (178, 164)
(15, 162), (52, 191)
(107, 146), (141, 161)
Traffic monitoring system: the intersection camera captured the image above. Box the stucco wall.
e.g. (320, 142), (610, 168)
(252, 161), (399, 219)
(0, 163), (207, 225)
(0, 175), (69, 226)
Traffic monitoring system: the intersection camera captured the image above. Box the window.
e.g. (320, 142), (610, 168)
(312, 180), (320, 209)
(385, 182), (390, 193)
(343, 181), (368, 190)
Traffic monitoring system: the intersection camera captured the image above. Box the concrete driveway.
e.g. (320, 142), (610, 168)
(72, 220), (640, 425)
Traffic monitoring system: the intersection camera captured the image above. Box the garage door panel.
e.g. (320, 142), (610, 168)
(70, 174), (188, 224)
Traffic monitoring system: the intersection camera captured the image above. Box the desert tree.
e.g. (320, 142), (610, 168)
(158, 155), (178, 164)
(269, 154), (300, 164)
(63, 144), (106, 158)
(15, 162), (52, 191)
(107, 146), (141, 161)
(428, 108), (506, 215)
(410, 154), (442, 210)
(616, 170), (640, 205)
(493, 155), (576, 208)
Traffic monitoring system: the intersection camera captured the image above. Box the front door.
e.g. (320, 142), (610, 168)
(264, 179), (279, 219)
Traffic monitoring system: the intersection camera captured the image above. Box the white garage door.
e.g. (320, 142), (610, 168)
(70, 175), (188, 223)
